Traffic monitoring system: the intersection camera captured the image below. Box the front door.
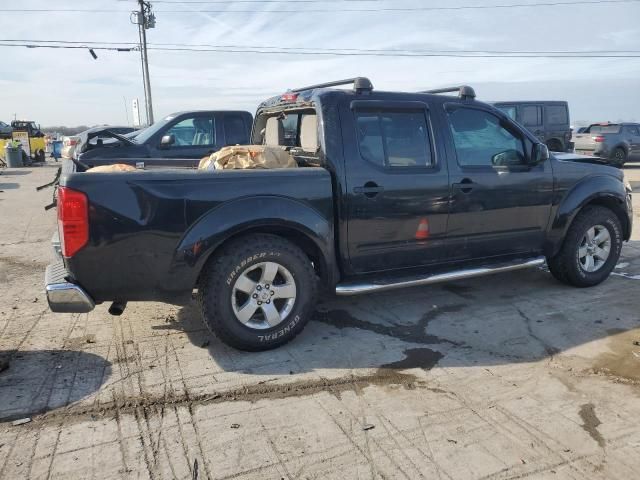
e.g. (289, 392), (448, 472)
(341, 100), (450, 274)
(444, 104), (554, 260)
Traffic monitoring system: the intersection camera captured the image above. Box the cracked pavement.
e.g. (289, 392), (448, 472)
(0, 163), (639, 479)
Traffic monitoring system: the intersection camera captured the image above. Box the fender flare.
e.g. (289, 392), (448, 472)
(546, 175), (631, 256)
(168, 195), (337, 290)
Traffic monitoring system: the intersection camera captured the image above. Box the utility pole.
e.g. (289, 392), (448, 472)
(131, 1), (155, 125)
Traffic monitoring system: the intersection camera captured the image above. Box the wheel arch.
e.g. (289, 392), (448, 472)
(546, 177), (631, 256)
(197, 226), (333, 288)
(169, 196), (338, 292)
(546, 137), (564, 151)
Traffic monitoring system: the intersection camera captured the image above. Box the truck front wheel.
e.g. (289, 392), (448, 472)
(547, 206), (623, 287)
(197, 234), (318, 351)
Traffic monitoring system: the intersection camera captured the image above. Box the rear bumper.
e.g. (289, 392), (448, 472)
(45, 260), (95, 313)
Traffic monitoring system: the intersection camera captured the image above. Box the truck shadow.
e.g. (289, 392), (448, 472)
(0, 350), (111, 422)
(169, 245), (640, 384)
(0, 183), (19, 190)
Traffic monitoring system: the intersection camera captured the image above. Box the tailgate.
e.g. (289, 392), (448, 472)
(573, 133), (596, 153)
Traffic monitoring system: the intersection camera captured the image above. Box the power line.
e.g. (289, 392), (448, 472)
(5, 0), (640, 13)
(0, 43), (135, 51)
(1, 41), (638, 57)
(1, 39), (639, 55)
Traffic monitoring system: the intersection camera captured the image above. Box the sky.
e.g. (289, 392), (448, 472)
(0, 0), (639, 127)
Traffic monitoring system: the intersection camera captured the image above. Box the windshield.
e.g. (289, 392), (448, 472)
(124, 128), (144, 139)
(131, 117), (173, 144)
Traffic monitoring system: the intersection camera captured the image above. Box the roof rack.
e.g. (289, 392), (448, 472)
(419, 85), (476, 100)
(291, 77), (373, 93)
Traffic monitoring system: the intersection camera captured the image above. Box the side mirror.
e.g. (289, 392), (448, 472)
(531, 143), (549, 165)
(160, 134), (175, 148)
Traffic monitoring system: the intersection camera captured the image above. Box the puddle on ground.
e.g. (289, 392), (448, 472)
(314, 305), (464, 345)
(591, 328), (640, 383)
(579, 403), (605, 448)
(381, 347), (444, 370)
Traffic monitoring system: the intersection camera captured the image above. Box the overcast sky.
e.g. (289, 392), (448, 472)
(1, 0), (639, 127)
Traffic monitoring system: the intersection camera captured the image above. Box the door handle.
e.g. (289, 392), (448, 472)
(354, 181), (384, 198)
(452, 178), (475, 193)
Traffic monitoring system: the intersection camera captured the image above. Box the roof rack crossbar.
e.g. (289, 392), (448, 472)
(419, 85), (476, 100)
(291, 77), (373, 93)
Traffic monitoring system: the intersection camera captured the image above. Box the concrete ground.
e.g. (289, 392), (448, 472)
(0, 162), (639, 480)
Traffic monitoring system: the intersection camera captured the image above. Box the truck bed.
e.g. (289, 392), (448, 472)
(59, 166), (334, 303)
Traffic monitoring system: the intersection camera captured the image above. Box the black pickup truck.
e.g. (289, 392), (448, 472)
(46, 78), (633, 351)
(74, 110), (253, 168)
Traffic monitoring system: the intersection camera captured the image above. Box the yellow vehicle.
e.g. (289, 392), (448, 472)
(8, 120), (46, 163)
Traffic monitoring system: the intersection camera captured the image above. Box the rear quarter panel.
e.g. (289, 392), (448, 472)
(61, 168), (334, 303)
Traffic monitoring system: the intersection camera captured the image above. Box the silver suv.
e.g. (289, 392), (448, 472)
(573, 122), (640, 166)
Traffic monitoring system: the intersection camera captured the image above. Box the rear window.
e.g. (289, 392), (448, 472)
(588, 125), (620, 134)
(223, 114), (248, 145)
(546, 105), (568, 125)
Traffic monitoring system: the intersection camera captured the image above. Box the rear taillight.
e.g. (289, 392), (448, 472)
(593, 136), (605, 143)
(58, 187), (88, 257)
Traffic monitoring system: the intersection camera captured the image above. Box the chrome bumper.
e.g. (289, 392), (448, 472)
(45, 261), (95, 313)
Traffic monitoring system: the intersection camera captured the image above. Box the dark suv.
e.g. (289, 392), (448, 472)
(492, 101), (572, 152)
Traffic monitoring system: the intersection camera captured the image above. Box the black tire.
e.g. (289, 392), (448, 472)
(547, 206), (623, 287)
(21, 150), (30, 166)
(197, 234), (318, 351)
(36, 149), (45, 163)
(610, 147), (627, 167)
(546, 139), (563, 152)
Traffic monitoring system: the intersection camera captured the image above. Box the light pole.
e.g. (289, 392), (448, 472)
(131, 1), (155, 125)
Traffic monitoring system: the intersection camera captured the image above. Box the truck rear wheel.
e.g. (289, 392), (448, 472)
(547, 206), (622, 287)
(197, 234), (318, 351)
(611, 147), (627, 166)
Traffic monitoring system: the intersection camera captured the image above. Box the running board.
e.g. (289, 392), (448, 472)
(335, 256), (546, 296)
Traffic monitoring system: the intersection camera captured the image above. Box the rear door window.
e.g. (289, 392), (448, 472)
(223, 114), (248, 146)
(354, 110), (433, 168)
(624, 125), (640, 136)
(546, 105), (568, 125)
(521, 106), (543, 127)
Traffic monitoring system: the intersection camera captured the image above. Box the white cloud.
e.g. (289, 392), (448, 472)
(0, 0), (639, 125)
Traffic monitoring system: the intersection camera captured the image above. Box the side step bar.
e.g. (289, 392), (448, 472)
(335, 256), (545, 296)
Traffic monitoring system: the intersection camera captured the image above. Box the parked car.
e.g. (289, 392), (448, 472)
(61, 126), (136, 160)
(0, 120), (11, 138)
(75, 111), (253, 167)
(492, 101), (572, 152)
(45, 78), (632, 351)
(573, 122), (640, 166)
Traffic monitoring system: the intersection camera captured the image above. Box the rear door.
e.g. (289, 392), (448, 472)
(341, 99), (450, 274)
(544, 103), (570, 151)
(444, 103), (554, 260)
(518, 104), (545, 142)
(623, 125), (640, 161)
